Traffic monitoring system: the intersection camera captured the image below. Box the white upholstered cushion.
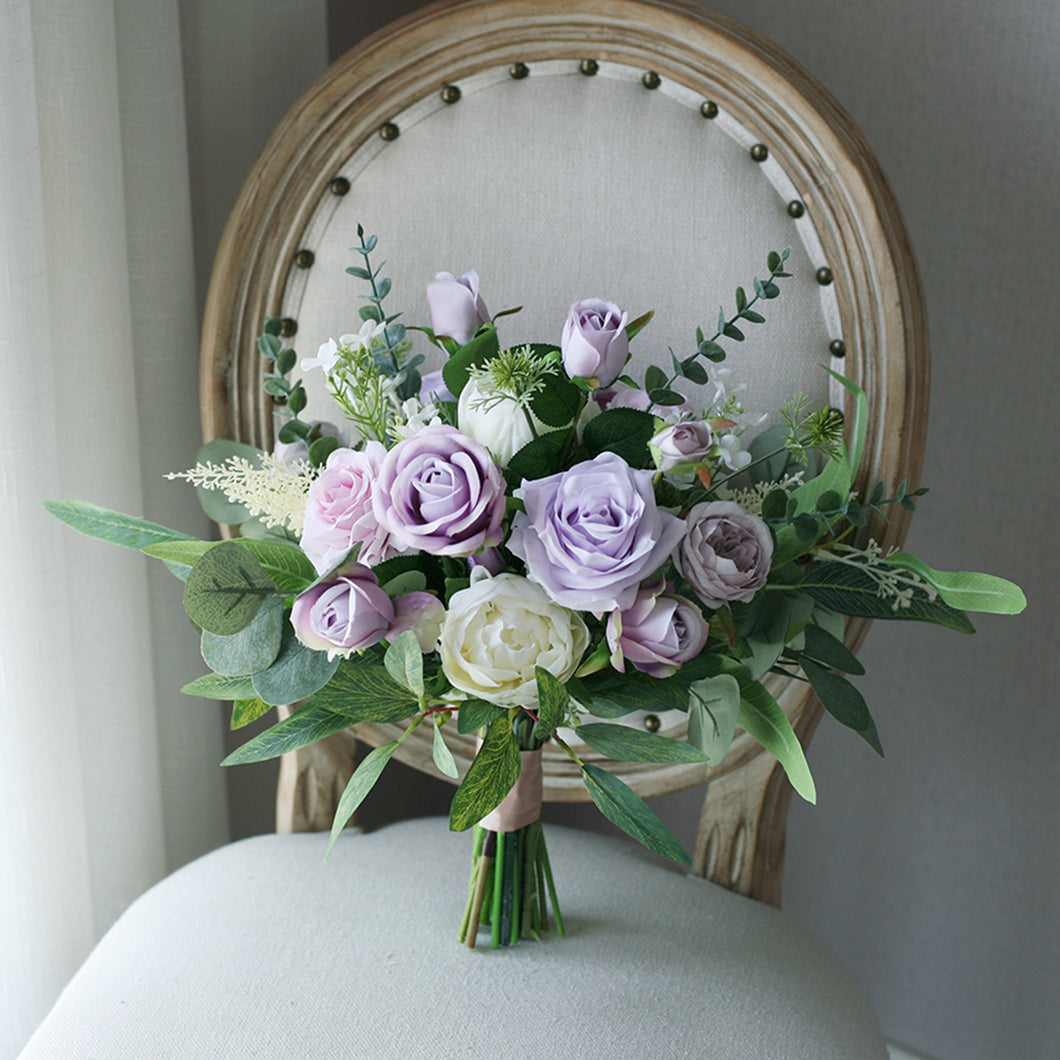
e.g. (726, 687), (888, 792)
(21, 818), (887, 1059)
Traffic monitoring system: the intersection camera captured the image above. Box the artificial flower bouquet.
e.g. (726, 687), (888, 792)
(47, 227), (1024, 949)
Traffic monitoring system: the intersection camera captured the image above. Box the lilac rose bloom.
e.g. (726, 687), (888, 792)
(373, 424), (506, 557)
(507, 452), (685, 613)
(300, 442), (398, 574)
(561, 298), (629, 388)
(426, 270), (490, 346)
(649, 421), (714, 472)
(290, 564), (394, 659)
(677, 501), (774, 608)
(606, 581), (709, 678)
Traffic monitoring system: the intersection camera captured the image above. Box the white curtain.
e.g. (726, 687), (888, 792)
(0, 2), (226, 1052)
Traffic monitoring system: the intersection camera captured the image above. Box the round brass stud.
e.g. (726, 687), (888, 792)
(750, 143), (769, 162)
(440, 84), (461, 104)
(829, 339), (847, 358)
(816, 266), (834, 286)
(643, 714), (661, 733)
(509, 62), (529, 80)
(379, 122), (400, 141)
(329, 176), (350, 196)
(294, 249), (315, 270)
(279, 318), (298, 338)
(580, 59), (599, 76)
(700, 100), (719, 119)
(642, 70), (661, 90)
(787, 200), (805, 218)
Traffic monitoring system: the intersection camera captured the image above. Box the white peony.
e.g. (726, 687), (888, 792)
(439, 569), (590, 707)
(457, 377), (547, 467)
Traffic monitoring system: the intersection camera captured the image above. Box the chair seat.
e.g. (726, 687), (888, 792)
(21, 818), (887, 1059)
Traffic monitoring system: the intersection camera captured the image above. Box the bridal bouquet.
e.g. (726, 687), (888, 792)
(47, 228), (1024, 949)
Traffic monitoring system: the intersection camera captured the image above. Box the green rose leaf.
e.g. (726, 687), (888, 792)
(506, 429), (569, 482)
(687, 674), (741, 766)
(201, 595), (285, 677)
(576, 723), (709, 764)
(325, 740), (401, 857)
(581, 763), (691, 866)
(883, 553), (1026, 615)
(449, 714), (521, 831)
(184, 539), (279, 636)
(581, 408), (656, 466)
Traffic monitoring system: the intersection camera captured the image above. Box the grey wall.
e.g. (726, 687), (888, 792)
(184, 3), (1059, 1058)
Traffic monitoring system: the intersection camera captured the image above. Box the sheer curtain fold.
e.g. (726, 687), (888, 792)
(1, 2), (225, 1053)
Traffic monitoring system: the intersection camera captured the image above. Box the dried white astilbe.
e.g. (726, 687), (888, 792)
(718, 472), (806, 515)
(167, 454), (317, 533)
(822, 539), (938, 611)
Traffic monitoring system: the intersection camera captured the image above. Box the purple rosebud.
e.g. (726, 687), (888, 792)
(649, 421), (715, 472)
(561, 298), (629, 387)
(426, 270), (490, 346)
(677, 501), (774, 608)
(300, 442), (399, 574)
(507, 452), (685, 613)
(289, 564), (394, 658)
(420, 369), (456, 404)
(389, 591), (445, 653)
(606, 581), (709, 678)
(372, 424), (506, 557)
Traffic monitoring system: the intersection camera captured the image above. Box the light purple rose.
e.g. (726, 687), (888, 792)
(300, 442), (399, 574)
(561, 298), (629, 387)
(606, 581), (709, 678)
(373, 424), (506, 557)
(290, 564), (394, 659)
(649, 421), (714, 472)
(507, 452), (685, 613)
(677, 501), (774, 608)
(426, 270), (490, 346)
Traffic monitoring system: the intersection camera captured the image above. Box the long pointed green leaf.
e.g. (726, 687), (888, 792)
(222, 702), (355, 765)
(449, 715), (520, 831)
(432, 723), (459, 778)
(325, 741), (400, 857)
(384, 631), (425, 696)
(535, 667), (569, 740)
(883, 552), (1026, 615)
(230, 698), (272, 730)
(581, 763), (690, 865)
(801, 659), (882, 756)
(824, 367), (868, 483)
(43, 499), (195, 550)
(736, 680), (816, 804)
(576, 723), (709, 764)
(181, 673), (256, 700)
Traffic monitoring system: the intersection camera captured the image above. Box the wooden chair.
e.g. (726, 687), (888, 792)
(23, 2), (926, 1056)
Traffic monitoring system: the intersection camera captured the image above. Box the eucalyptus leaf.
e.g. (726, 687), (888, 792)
(146, 538), (315, 594)
(201, 595), (285, 677)
(184, 540), (278, 636)
(581, 764), (690, 865)
(883, 553), (1026, 615)
(449, 715), (521, 831)
(325, 740), (400, 856)
(687, 674), (741, 766)
(251, 623), (341, 706)
(576, 723), (709, 764)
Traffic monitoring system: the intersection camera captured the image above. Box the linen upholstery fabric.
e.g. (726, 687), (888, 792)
(22, 819), (887, 1058)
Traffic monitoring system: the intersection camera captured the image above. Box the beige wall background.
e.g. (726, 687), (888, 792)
(180, 3), (1059, 1058)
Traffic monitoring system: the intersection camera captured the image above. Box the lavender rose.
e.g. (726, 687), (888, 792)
(290, 564), (394, 659)
(426, 270), (490, 346)
(373, 424), (506, 557)
(300, 442), (398, 574)
(606, 581), (709, 678)
(561, 298), (629, 387)
(677, 501), (774, 608)
(649, 421), (714, 472)
(507, 452), (685, 613)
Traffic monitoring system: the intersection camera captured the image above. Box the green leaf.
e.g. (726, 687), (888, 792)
(251, 622), (341, 705)
(801, 658), (882, 755)
(687, 675), (741, 766)
(625, 309), (654, 340)
(201, 595), (285, 676)
(581, 764), (690, 865)
(772, 456), (851, 565)
(304, 653), (420, 721)
(181, 672), (256, 700)
(383, 630), (425, 695)
(308, 434), (341, 466)
(528, 357), (582, 428)
(43, 499), (195, 550)
(736, 679), (817, 803)
(222, 701), (356, 765)
(506, 429), (569, 482)
(184, 540), (278, 635)
(648, 387), (687, 407)
(800, 623), (865, 675)
(457, 698), (505, 734)
(883, 553), (1026, 615)
(799, 562), (976, 632)
(740, 592), (790, 681)
(432, 723), (459, 778)
(535, 667), (569, 740)
(576, 723), (709, 764)
(145, 538), (316, 594)
(644, 364), (668, 393)
(824, 368), (868, 484)
(325, 740), (400, 856)
(581, 408), (656, 466)
(231, 698), (272, 730)
(580, 652), (727, 717)
(440, 325), (500, 398)
(449, 714), (521, 831)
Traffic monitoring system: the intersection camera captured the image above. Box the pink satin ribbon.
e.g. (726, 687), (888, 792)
(480, 748), (543, 832)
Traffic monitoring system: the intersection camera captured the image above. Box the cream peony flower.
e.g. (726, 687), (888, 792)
(439, 569), (589, 707)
